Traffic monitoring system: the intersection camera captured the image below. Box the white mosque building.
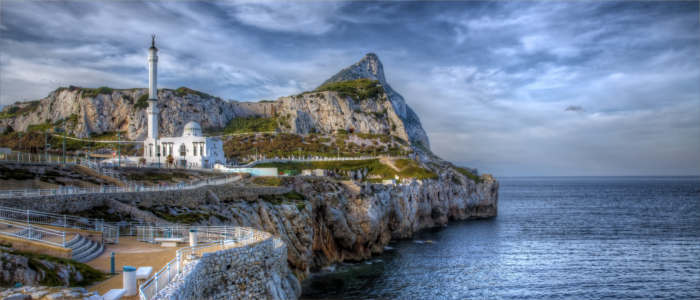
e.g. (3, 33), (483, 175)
(142, 36), (225, 168)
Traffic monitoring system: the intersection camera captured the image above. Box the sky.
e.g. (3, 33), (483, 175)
(1, 0), (699, 176)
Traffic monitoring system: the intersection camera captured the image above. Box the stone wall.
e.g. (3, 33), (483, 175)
(0, 235), (72, 259)
(0, 185), (289, 215)
(155, 235), (300, 300)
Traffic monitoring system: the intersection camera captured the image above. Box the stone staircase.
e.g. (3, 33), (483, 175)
(66, 234), (104, 263)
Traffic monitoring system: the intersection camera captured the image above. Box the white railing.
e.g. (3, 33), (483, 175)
(0, 205), (119, 243)
(239, 154), (409, 167)
(0, 151), (80, 165)
(0, 175), (241, 199)
(0, 219), (67, 247)
(138, 227), (270, 300)
(136, 225), (247, 244)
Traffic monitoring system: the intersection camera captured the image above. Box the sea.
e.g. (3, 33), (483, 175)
(301, 176), (700, 299)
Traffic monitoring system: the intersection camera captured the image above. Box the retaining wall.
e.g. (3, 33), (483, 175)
(0, 235), (72, 259)
(154, 237), (300, 300)
(0, 184), (291, 215)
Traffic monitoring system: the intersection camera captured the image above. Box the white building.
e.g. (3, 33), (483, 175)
(142, 36), (225, 168)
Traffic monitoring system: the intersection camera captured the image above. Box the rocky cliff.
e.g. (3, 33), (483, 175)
(0, 54), (430, 149)
(113, 163), (498, 279)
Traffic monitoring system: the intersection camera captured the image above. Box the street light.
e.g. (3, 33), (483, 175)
(117, 132), (121, 168)
(56, 123), (66, 165)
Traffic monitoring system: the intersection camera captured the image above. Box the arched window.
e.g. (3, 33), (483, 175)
(179, 144), (187, 157)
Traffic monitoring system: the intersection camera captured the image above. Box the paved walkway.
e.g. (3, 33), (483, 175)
(86, 236), (185, 299)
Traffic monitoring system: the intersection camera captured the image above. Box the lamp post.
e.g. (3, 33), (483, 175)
(157, 141), (161, 168)
(117, 132), (121, 168)
(62, 123), (66, 165)
(44, 131), (49, 163)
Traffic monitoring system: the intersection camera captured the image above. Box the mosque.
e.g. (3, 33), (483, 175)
(142, 36), (225, 168)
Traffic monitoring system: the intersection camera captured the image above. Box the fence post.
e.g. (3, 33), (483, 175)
(176, 252), (181, 273)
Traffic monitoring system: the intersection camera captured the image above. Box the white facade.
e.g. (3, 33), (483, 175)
(142, 36), (225, 168)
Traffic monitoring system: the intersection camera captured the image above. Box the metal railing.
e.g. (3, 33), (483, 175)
(138, 226), (271, 300)
(0, 175), (241, 199)
(240, 154), (409, 167)
(0, 151), (80, 165)
(0, 205), (119, 243)
(0, 219), (67, 247)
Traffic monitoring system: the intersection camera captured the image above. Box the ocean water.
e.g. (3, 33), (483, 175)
(301, 176), (700, 299)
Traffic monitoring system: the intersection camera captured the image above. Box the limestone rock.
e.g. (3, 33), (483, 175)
(0, 54), (430, 149)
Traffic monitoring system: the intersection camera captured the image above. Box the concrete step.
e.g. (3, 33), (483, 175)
(65, 234), (83, 248)
(72, 237), (92, 254)
(73, 240), (104, 263)
(77, 243), (104, 263)
(71, 237), (92, 253)
(73, 242), (92, 258)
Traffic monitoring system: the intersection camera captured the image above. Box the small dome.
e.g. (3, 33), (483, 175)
(183, 121), (202, 137)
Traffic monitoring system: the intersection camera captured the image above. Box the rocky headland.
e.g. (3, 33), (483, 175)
(0, 53), (498, 298)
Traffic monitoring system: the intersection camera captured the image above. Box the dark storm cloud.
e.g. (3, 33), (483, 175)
(565, 106), (584, 113)
(0, 0), (698, 176)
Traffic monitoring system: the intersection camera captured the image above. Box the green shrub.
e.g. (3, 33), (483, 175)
(82, 87), (113, 97)
(3, 249), (105, 287)
(134, 94), (149, 109)
(222, 116), (278, 134)
(173, 87), (214, 99)
(0, 101), (41, 119)
(27, 122), (53, 132)
(454, 166), (481, 184)
(252, 176), (282, 186)
(315, 79), (383, 101)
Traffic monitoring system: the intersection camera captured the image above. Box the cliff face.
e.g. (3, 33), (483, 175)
(322, 53), (430, 148)
(0, 54), (431, 149)
(189, 170), (498, 279)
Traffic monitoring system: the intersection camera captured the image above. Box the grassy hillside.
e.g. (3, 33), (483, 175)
(313, 79), (384, 101)
(223, 133), (410, 163)
(257, 158), (437, 181)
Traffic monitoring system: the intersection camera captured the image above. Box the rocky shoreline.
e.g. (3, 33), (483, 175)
(209, 170), (499, 281)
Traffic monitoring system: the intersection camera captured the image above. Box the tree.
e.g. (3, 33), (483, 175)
(139, 157), (146, 167)
(166, 154), (174, 168)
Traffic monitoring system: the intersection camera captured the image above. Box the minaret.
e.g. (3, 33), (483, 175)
(147, 35), (159, 140)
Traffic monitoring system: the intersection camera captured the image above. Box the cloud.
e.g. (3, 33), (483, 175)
(565, 105), (584, 112)
(0, 0), (698, 176)
(218, 1), (345, 35)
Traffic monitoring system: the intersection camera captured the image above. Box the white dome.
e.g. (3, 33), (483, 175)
(182, 121), (202, 137)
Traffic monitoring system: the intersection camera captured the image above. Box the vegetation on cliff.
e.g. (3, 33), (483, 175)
(453, 166), (482, 184)
(221, 116), (278, 134)
(223, 133), (410, 163)
(313, 79), (383, 101)
(134, 94), (149, 109)
(81, 87), (114, 98)
(0, 249), (105, 287)
(0, 100), (40, 119)
(0, 130), (139, 155)
(257, 158), (437, 180)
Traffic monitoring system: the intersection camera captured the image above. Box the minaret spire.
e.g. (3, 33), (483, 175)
(147, 34), (159, 140)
